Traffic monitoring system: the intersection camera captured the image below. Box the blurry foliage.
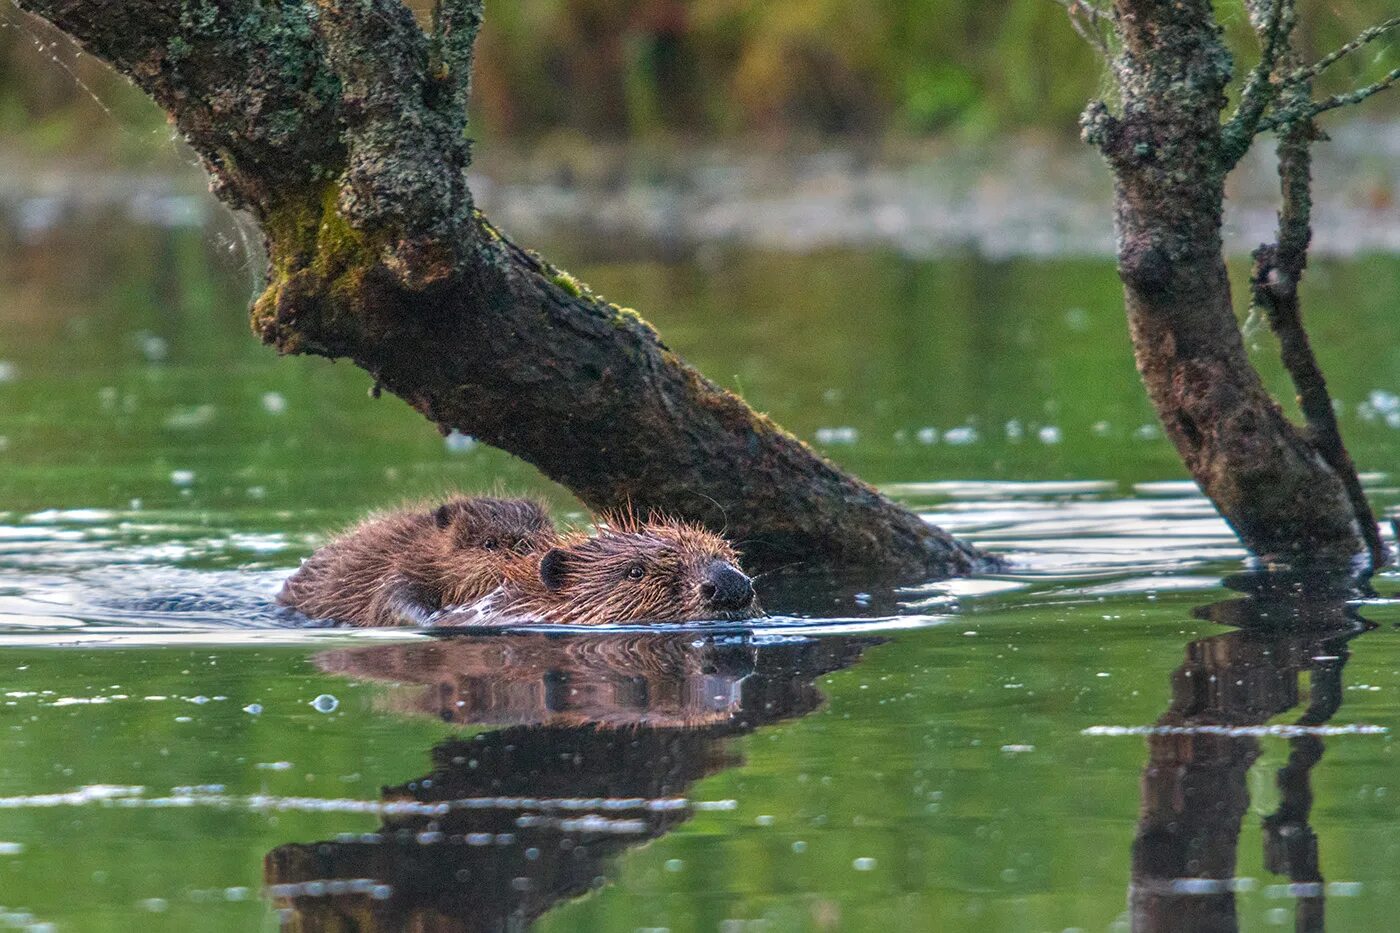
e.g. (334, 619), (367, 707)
(0, 0), (1395, 160)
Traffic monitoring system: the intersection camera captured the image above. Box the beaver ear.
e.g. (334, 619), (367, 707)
(433, 503), (460, 529)
(538, 548), (571, 591)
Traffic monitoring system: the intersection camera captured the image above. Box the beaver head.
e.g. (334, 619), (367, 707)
(508, 516), (760, 625)
(429, 497), (559, 605)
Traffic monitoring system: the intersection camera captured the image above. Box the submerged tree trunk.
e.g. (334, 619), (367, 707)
(1083, 0), (1387, 572)
(16, 0), (987, 578)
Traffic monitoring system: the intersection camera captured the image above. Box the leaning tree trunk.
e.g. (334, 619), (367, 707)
(1083, 0), (1384, 572)
(15, 0), (987, 578)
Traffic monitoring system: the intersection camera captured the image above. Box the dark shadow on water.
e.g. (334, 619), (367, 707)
(264, 631), (877, 930)
(1131, 571), (1374, 933)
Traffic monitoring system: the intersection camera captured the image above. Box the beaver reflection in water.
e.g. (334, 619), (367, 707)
(277, 497), (557, 627)
(450, 515), (761, 625)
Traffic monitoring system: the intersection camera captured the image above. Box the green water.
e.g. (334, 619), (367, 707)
(3, 210), (1400, 931)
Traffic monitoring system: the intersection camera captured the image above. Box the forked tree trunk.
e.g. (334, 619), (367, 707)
(16, 0), (987, 578)
(1084, 0), (1381, 571)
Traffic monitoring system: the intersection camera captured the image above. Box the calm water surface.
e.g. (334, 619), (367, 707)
(2, 204), (1400, 931)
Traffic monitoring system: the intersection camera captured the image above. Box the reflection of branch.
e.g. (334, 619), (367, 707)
(1132, 584), (1369, 932)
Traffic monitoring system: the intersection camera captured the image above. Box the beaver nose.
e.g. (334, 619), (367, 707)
(702, 561), (754, 611)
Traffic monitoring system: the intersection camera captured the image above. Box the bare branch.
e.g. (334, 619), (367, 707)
(1221, 0), (1295, 167)
(1289, 16), (1400, 85)
(1309, 66), (1400, 116)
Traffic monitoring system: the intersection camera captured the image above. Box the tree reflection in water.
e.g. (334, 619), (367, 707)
(265, 632), (876, 931)
(1132, 572), (1373, 933)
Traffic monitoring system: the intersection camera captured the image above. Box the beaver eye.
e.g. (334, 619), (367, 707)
(626, 565), (645, 581)
(482, 537), (499, 551)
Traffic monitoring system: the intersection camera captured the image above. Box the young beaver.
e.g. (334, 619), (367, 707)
(277, 497), (556, 627)
(459, 515), (761, 625)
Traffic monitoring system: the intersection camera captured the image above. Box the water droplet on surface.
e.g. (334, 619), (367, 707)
(311, 694), (339, 714)
(853, 857), (877, 871)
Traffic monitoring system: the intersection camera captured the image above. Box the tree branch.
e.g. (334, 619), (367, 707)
(1308, 66), (1400, 116)
(429, 0), (483, 125)
(1288, 16), (1399, 85)
(1221, 0), (1294, 168)
(13, 0), (989, 579)
(1249, 70), (1387, 568)
(1090, 0), (1371, 571)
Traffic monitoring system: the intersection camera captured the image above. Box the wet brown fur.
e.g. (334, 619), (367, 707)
(277, 497), (557, 626)
(478, 514), (762, 626)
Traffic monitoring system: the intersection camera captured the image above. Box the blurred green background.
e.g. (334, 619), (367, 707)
(2, 0), (1396, 164)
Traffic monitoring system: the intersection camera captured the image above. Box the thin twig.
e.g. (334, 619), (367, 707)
(1050, 0), (1112, 57)
(1309, 66), (1400, 117)
(1289, 16), (1399, 85)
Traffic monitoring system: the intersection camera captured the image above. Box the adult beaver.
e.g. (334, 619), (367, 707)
(277, 497), (556, 626)
(453, 515), (761, 626)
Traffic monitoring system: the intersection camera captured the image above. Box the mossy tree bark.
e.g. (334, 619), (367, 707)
(15, 0), (987, 578)
(1082, 0), (1388, 573)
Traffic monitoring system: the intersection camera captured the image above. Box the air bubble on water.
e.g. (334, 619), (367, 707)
(814, 427), (858, 445)
(0, 362), (17, 383)
(444, 431), (477, 453)
(1005, 419), (1024, 441)
(1038, 425), (1062, 444)
(755, 815), (774, 826)
(163, 404), (216, 430)
(243, 704), (263, 715)
(1133, 424), (1160, 440)
(916, 427), (939, 444)
(944, 425), (978, 446)
(261, 392), (288, 415)
(139, 899), (168, 913)
(311, 695), (339, 714)
(853, 857), (877, 871)
(137, 333), (169, 363)
(174, 716), (192, 723)
(256, 761), (293, 771)
(791, 841), (807, 853)
(1091, 420), (1111, 437)
(0, 842), (23, 855)
(665, 859), (684, 872)
(170, 470), (195, 488)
